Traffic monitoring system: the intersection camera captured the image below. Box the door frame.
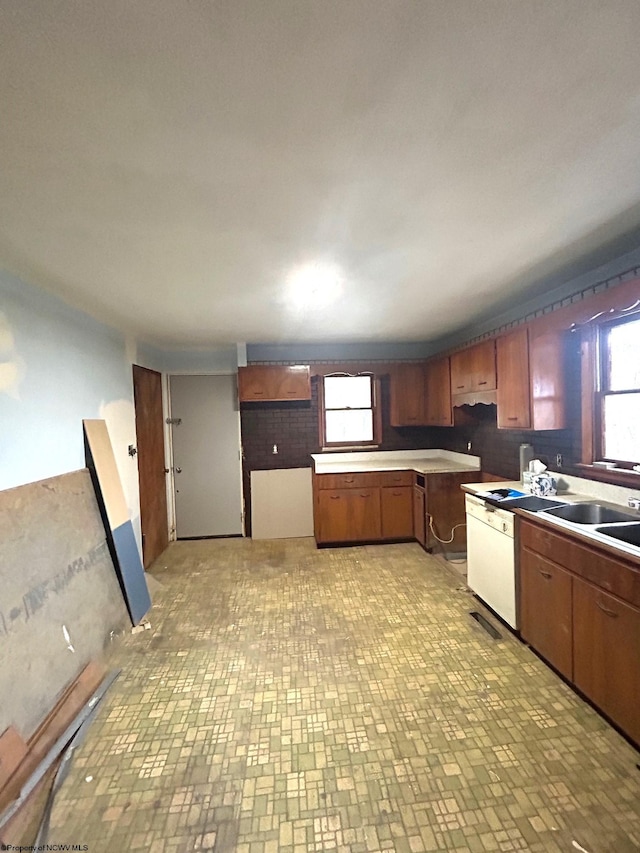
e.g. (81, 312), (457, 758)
(132, 364), (170, 565)
(166, 371), (245, 538)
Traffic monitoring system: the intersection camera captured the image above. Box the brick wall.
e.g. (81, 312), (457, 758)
(240, 374), (421, 473)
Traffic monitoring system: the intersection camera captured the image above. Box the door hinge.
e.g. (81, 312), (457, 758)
(166, 417), (182, 426)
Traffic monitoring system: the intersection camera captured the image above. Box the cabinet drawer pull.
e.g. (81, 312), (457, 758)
(456, 385), (464, 389)
(359, 493), (370, 497)
(286, 390), (296, 395)
(596, 599), (619, 618)
(478, 381), (488, 386)
(392, 490), (402, 496)
(539, 570), (552, 579)
(253, 390), (264, 395)
(329, 495), (340, 500)
(507, 416), (518, 421)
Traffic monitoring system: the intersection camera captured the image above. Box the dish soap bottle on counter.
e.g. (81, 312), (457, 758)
(519, 443), (534, 486)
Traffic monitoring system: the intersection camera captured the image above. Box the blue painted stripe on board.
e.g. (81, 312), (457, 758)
(112, 521), (151, 625)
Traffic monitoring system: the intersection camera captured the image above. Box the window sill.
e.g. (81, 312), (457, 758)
(321, 445), (380, 453)
(573, 463), (640, 488)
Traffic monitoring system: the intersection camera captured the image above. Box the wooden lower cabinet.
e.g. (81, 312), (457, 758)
(520, 518), (640, 745)
(381, 487), (413, 539)
(425, 472), (471, 550)
(573, 578), (640, 745)
(317, 489), (381, 543)
(314, 469), (474, 549)
(314, 470), (414, 544)
(413, 486), (426, 546)
(520, 548), (573, 680)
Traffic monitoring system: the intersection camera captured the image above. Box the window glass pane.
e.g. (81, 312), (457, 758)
(325, 410), (374, 443)
(324, 376), (372, 410)
(607, 317), (640, 391)
(602, 392), (640, 463)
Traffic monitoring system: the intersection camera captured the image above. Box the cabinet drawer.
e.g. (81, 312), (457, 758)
(521, 521), (573, 565)
(521, 520), (640, 607)
(316, 472), (380, 489)
(379, 470), (413, 487)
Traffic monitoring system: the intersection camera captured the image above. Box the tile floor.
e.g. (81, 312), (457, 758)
(49, 538), (640, 852)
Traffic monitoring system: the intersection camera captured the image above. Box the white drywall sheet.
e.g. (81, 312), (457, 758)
(251, 468), (314, 539)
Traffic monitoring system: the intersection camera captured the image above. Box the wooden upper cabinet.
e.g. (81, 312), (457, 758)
(529, 327), (566, 431)
(389, 363), (427, 426)
(450, 348), (473, 394)
(450, 340), (496, 395)
(496, 328), (532, 429)
(238, 365), (311, 402)
(425, 357), (453, 426)
(496, 325), (566, 430)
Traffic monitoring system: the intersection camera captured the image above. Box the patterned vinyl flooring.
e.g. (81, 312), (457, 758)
(48, 537), (640, 852)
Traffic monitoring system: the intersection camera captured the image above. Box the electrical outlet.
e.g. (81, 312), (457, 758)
(556, 453), (563, 467)
(467, 441), (472, 451)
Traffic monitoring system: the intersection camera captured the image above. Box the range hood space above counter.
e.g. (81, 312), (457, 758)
(451, 389), (497, 408)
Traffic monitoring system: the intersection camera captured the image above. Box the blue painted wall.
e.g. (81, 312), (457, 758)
(0, 270), (142, 546)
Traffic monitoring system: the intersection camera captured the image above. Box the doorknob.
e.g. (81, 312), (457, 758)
(175, 467), (182, 474)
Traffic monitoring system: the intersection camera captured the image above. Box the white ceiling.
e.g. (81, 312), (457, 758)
(2, 1), (640, 347)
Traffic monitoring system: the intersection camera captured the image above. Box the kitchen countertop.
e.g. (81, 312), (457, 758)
(462, 479), (640, 564)
(312, 449), (481, 476)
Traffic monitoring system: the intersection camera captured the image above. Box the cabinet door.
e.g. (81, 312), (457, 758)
(529, 330), (566, 430)
(496, 328), (531, 428)
(469, 339), (496, 391)
(317, 489), (381, 543)
(273, 366), (311, 401)
(425, 357), (452, 426)
(389, 364), (427, 426)
(520, 548), (572, 679)
(573, 578), (640, 744)
(413, 486), (426, 546)
(381, 487), (413, 539)
(238, 365), (276, 401)
(450, 349), (472, 394)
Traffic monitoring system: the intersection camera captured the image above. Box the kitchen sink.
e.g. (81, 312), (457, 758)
(595, 523), (640, 546)
(542, 502), (636, 524)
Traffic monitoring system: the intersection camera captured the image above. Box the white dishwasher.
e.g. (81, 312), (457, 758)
(465, 494), (517, 629)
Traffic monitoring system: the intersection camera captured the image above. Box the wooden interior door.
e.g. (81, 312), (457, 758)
(133, 365), (169, 567)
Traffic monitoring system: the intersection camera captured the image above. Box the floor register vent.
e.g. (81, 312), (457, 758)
(469, 611), (502, 640)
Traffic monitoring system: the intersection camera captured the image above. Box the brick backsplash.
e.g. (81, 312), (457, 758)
(240, 374), (420, 474)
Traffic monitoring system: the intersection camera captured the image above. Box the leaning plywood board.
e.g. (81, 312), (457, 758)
(83, 419), (151, 625)
(0, 470), (129, 740)
(251, 468), (314, 539)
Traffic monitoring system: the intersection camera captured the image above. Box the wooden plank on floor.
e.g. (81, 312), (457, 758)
(0, 729), (27, 791)
(0, 662), (106, 816)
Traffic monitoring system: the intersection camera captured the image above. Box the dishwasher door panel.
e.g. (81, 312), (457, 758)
(466, 513), (517, 629)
